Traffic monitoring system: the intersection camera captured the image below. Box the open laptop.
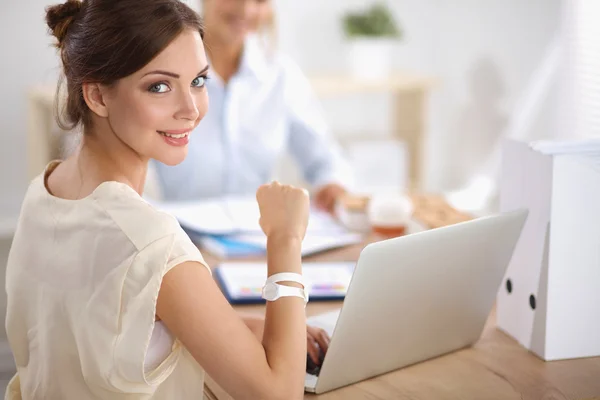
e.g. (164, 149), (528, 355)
(304, 209), (528, 394)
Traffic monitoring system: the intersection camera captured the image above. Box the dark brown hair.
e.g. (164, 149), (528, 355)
(45, 0), (204, 131)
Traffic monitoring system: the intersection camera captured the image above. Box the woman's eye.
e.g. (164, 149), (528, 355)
(148, 83), (170, 93)
(192, 76), (206, 88)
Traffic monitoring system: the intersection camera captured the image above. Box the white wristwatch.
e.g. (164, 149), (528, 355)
(262, 273), (309, 306)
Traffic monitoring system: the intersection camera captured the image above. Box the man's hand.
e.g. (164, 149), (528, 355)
(314, 183), (346, 214)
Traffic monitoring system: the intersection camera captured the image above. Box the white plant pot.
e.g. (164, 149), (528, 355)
(347, 38), (395, 80)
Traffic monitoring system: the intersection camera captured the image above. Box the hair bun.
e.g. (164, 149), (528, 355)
(46, 0), (82, 47)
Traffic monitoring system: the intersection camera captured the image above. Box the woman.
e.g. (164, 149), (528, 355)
(5, 0), (328, 398)
(149, 0), (352, 213)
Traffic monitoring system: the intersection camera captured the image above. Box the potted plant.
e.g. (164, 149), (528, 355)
(342, 2), (402, 80)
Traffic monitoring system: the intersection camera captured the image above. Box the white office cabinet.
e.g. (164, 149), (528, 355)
(498, 138), (600, 361)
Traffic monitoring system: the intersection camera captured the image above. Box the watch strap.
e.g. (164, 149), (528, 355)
(266, 272), (305, 288)
(276, 284), (308, 303)
(262, 282), (309, 306)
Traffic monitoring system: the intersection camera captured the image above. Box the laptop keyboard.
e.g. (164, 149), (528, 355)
(305, 372), (319, 391)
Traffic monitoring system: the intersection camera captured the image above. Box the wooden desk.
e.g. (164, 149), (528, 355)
(202, 236), (600, 400)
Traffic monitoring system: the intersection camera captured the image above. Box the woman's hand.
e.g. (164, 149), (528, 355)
(306, 325), (330, 366)
(256, 181), (310, 241)
(314, 183), (346, 214)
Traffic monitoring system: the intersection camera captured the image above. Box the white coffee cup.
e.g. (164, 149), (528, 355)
(367, 194), (414, 236)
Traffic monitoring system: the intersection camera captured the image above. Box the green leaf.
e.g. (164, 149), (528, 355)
(342, 2), (402, 39)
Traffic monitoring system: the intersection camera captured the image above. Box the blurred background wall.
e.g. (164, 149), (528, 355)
(0, 0), (561, 219)
(275, 0), (560, 192)
(0, 0), (562, 366)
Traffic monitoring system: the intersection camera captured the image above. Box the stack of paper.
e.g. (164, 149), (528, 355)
(152, 196), (363, 258)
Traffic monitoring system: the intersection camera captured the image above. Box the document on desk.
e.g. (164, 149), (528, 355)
(153, 196), (348, 236)
(152, 196), (362, 257)
(214, 262), (355, 304)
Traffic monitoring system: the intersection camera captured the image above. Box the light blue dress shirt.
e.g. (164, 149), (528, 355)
(151, 36), (352, 201)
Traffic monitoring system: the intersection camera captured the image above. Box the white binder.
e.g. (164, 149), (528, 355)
(498, 138), (600, 361)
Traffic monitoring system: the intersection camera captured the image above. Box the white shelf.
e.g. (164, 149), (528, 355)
(308, 72), (438, 97)
(30, 71), (439, 102)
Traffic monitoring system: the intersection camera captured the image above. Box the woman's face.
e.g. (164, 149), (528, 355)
(204, 0), (273, 45)
(101, 29), (209, 166)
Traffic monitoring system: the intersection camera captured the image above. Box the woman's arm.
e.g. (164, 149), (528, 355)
(238, 312), (265, 340)
(156, 182), (309, 400)
(239, 312), (330, 368)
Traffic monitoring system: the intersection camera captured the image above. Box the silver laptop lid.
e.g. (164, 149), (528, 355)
(314, 209), (527, 394)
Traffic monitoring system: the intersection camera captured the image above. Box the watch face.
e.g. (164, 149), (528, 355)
(263, 282), (279, 300)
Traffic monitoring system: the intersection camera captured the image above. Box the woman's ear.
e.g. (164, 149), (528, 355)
(82, 82), (109, 118)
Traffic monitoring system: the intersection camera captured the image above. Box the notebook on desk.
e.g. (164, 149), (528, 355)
(214, 262), (355, 304)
